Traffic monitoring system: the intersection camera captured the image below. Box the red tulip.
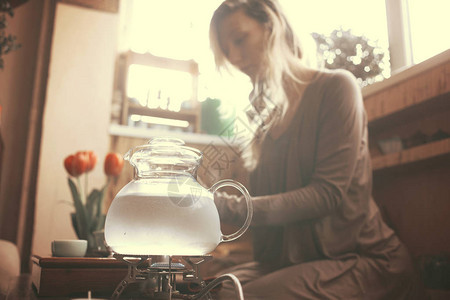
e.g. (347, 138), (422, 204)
(64, 155), (79, 177)
(104, 152), (124, 177)
(84, 151), (97, 172)
(64, 154), (87, 177)
(73, 151), (90, 175)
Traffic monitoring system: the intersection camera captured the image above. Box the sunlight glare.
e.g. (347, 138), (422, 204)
(127, 64), (193, 111)
(124, 0), (394, 107)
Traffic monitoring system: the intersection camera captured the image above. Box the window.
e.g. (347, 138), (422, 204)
(114, 50), (200, 132)
(114, 0), (231, 133)
(407, 0), (450, 64)
(114, 0), (449, 134)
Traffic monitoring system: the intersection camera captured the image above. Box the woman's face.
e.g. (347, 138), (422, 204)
(218, 9), (268, 82)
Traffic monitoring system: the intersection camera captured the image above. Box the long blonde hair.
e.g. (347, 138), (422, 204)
(210, 0), (316, 171)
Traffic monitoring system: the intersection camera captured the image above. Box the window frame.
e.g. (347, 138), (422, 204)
(385, 0), (414, 73)
(115, 51), (201, 132)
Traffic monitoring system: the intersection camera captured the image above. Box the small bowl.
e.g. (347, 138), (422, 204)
(377, 136), (403, 154)
(51, 239), (87, 257)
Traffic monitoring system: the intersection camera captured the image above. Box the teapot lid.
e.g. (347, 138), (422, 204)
(125, 137), (202, 177)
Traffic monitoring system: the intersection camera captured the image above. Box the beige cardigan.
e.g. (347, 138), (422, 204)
(218, 69), (407, 268)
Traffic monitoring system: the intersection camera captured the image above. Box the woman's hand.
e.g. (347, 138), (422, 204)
(214, 191), (248, 226)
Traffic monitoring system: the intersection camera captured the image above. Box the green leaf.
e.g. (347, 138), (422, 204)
(97, 214), (106, 231)
(96, 185), (108, 219)
(70, 213), (80, 238)
(90, 214), (106, 232)
(68, 178), (89, 239)
(86, 188), (102, 225)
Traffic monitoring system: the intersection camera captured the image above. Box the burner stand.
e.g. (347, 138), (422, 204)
(111, 254), (213, 299)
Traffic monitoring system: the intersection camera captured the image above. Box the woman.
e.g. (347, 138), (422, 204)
(209, 0), (416, 299)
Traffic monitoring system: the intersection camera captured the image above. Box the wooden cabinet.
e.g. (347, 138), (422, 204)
(364, 50), (450, 297)
(365, 52), (450, 171)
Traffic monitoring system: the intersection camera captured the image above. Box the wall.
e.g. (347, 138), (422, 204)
(32, 3), (118, 256)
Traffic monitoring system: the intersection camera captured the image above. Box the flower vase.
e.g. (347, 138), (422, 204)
(71, 213), (109, 257)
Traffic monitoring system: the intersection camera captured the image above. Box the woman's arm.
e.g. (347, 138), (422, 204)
(215, 71), (366, 226)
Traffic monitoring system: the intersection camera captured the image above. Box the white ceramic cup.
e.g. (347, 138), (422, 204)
(51, 239), (88, 257)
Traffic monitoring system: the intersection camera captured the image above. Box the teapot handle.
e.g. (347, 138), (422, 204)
(210, 179), (253, 242)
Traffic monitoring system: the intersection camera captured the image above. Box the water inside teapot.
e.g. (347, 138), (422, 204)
(104, 138), (252, 256)
(105, 193), (222, 255)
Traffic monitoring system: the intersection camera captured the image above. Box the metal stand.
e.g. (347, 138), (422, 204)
(111, 254), (213, 299)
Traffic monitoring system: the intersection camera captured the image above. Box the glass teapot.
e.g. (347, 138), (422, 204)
(104, 137), (253, 256)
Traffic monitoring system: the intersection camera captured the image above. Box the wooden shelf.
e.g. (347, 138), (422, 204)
(127, 103), (200, 131)
(367, 52), (450, 272)
(364, 58), (450, 124)
(367, 92), (450, 135)
(366, 54), (450, 170)
(372, 138), (450, 171)
(128, 103), (198, 121)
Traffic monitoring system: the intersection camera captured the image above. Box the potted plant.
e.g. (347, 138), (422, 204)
(312, 27), (388, 87)
(0, 0), (26, 70)
(64, 150), (124, 255)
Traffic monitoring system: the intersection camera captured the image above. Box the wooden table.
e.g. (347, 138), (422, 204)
(2, 255), (223, 299)
(3, 274), (148, 299)
(0, 255), (139, 299)
(31, 255), (129, 298)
